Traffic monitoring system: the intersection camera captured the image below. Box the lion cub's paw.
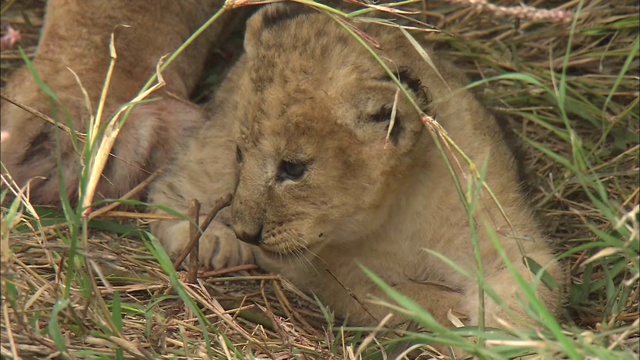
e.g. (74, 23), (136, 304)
(199, 221), (255, 270)
(154, 219), (254, 270)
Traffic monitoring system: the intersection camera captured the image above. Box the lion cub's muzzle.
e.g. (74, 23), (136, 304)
(231, 198), (264, 245)
(232, 168), (268, 246)
(232, 224), (263, 245)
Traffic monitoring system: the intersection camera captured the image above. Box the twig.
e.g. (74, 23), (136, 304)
(445, 0), (573, 22)
(88, 167), (164, 219)
(81, 48), (167, 215)
(91, 211), (177, 220)
(178, 279), (272, 355)
(273, 280), (318, 336)
(324, 267), (379, 324)
(2, 302), (18, 360)
(355, 313), (394, 358)
(0, 93), (85, 140)
(172, 194), (232, 270)
(199, 263), (258, 278)
(0, 93), (152, 179)
(187, 199), (200, 283)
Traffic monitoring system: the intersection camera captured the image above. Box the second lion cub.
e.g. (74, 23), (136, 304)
(150, 4), (565, 329)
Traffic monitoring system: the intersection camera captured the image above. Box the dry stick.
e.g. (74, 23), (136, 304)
(1, 172), (41, 235)
(172, 194), (232, 270)
(103, 335), (154, 360)
(217, 299), (275, 331)
(260, 279), (287, 325)
(272, 280), (318, 336)
(260, 283), (289, 345)
(88, 167), (164, 220)
(607, 318), (640, 350)
(2, 303), (18, 360)
(0, 93), (84, 140)
(199, 263), (258, 278)
(205, 303), (257, 318)
(387, 320), (425, 359)
(1, 93), (150, 178)
(90, 30), (122, 147)
(354, 313), (394, 358)
(81, 53), (167, 214)
(178, 280), (272, 355)
(208, 275), (279, 282)
(324, 267), (379, 324)
(82, 253), (120, 335)
(444, 0), (573, 22)
(187, 199), (201, 283)
(37, 168), (165, 234)
(93, 211), (177, 221)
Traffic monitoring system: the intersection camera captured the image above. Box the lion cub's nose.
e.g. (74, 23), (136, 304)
(233, 225), (263, 245)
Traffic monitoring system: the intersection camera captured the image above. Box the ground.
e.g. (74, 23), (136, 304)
(1, 0), (638, 359)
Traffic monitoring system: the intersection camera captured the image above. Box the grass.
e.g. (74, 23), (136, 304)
(1, 0), (638, 359)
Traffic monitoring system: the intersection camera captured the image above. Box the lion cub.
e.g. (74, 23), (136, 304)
(150, 4), (566, 329)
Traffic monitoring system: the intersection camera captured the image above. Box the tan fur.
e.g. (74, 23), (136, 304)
(150, 4), (566, 329)
(1, 0), (230, 204)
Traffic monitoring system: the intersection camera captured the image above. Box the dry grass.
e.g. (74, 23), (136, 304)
(1, 0), (638, 359)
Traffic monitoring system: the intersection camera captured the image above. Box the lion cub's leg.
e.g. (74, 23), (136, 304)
(295, 264), (469, 327)
(339, 256), (561, 331)
(0, 0), (229, 205)
(368, 283), (468, 327)
(314, 230), (563, 329)
(462, 245), (565, 329)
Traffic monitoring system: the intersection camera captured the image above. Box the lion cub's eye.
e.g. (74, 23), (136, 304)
(277, 160), (307, 182)
(236, 146), (243, 164)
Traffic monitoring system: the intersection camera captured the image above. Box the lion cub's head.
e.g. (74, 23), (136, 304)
(230, 4), (432, 256)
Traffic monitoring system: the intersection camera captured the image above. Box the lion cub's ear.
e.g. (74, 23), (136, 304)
(394, 66), (432, 111)
(244, 3), (315, 55)
(364, 67), (431, 147)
